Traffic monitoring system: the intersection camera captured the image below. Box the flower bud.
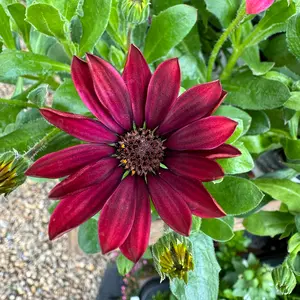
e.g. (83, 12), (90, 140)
(151, 232), (194, 284)
(121, 0), (150, 24)
(272, 264), (297, 295)
(0, 151), (29, 196)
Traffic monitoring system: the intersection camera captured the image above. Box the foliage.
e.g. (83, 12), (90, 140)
(2, 0), (300, 298)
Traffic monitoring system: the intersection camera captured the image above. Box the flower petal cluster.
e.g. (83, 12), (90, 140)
(26, 45), (240, 262)
(246, 0), (274, 14)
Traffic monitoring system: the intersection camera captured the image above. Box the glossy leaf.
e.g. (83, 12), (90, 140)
(287, 13), (300, 60)
(201, 218), (234, 242)
(26, 3), (67, 40)
(170, 232), (220, 300)
(218, 142), (254, 174)
(204, 176), (264, 215)
(79, 0), (112, 56)
(78, 218), (101, 254)
(203, 0), (239, 27)
(144, 5), (197, 63)
(254, 179), (300, 213)
(246, 111), (270, 135)
(116, 254), (134, 275)
(0, 118), (52, 153)
(223, 71), (290, 110)
(8, 3), (31, 46)
(243, 211), (294, 237)
(0, 50), (70, 82)
(0, 4), (15, 49)
(52, 79), (89, 115)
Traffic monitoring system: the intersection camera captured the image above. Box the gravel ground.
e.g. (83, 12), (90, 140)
(0, 179), (108, 299)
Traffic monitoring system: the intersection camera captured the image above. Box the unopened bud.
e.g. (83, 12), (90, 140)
(151, 232), (194, 284)
(0, 151), (29, 196)
(272, 264), (296, 295)
(121, 0), (150, 24)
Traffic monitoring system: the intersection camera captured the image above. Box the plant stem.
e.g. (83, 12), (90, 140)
(206, 3), (246, 82)
(13, 80), (43, 101)
(25, 128), (61, 159)
(127, 24), (133, 49)
(0, 98), (39, 109)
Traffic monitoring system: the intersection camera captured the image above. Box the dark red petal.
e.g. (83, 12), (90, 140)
(86, 54), (133, 130)
(166, 116), (238, 151)
(164, 151), (224, 182)
(120, 177), (150, 262)
(99, 176), (137, 254)
(48, 167), (122, 240)
(71, 57), (124, 134)
(40, 108), (117, 143)
(145, 58), (180, 129)
(49, 158), (119, 199)
(25, 144), (114, 179)
(196, 144), (242, 160)
(160, 170), (225, 218)
(122, 45), (151, 128)
(158, 81), (224, 135)
(148, 175), (192, 236)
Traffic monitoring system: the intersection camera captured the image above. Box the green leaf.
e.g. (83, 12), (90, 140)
(116, 254), (134, 275)
(144, 5), (197, 63)
(203, 0), (239, 28)
(287, 13), (300, 60)
(0, 4), (15, 49)
(204, 176), (264, 215)
(217, 141), (254, 174)
(240, 132), (280, 154)
(28, 85), (47, 107)
(201, 218), (234, 242)
(214, 105), (252, 135)
(63, 0), (81, 21)
(243, 211), (294, 237)
(0, 50), (70, 82)
(7, 3), (31, 47)
(52, 79), (89, 114)
(254, 179), (300, 213)
(226, 119), (243, 144)
(0, 118), (52, 153)
(78, 218), (101, 254)
(223, 71), (290, 110)
(285, 92), (300, 111)
(262, 34), (300, 76)
(282, 138), (300, 160)
(288, 233), (300, 253)
(248, 0), (296, 47)
(26, 3), (67, 40)
(152, 0), (182, 14)
(246, 111), (270, 135)
(48, 200), (59, 214)
(170, 232), (220, 300)
(79, 0), (112, 56)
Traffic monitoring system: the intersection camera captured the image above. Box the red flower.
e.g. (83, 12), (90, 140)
(246, 0), (274, 14)
(26, 45), (240, 262)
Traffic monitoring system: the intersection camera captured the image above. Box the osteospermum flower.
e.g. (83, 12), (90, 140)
(26, 45), (240, 262)
(246, 0), (274, 14)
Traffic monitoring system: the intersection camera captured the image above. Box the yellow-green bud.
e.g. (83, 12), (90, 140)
(272, 265), (297, 295)
(121, 0), (150, 24)
(0, 151), (29, 196)
(151, 232), (194, 284)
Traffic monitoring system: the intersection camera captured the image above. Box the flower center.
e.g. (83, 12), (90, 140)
(116, 128), (165, 176)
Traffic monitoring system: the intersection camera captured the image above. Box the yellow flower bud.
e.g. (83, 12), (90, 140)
(121, 0), (150, 24)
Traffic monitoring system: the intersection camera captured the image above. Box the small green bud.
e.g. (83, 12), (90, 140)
(0, 151), (29, 196)
(151, 232), (194, 284)
(272, 264), (297, 295)
(121, 0), (150, 24)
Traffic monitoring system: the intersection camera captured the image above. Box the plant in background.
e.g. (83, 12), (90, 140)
(1, 0), (300, 298)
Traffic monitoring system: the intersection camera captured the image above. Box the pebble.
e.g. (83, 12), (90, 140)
(0, 179), (108, 299)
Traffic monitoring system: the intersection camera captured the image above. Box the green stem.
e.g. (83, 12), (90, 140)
(0, 98), (39, 109)
(25, 128), (61, 159)
(12, 80), (43, 101)
(206, 3), (246, 82)
(127, 24), (133, 49)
